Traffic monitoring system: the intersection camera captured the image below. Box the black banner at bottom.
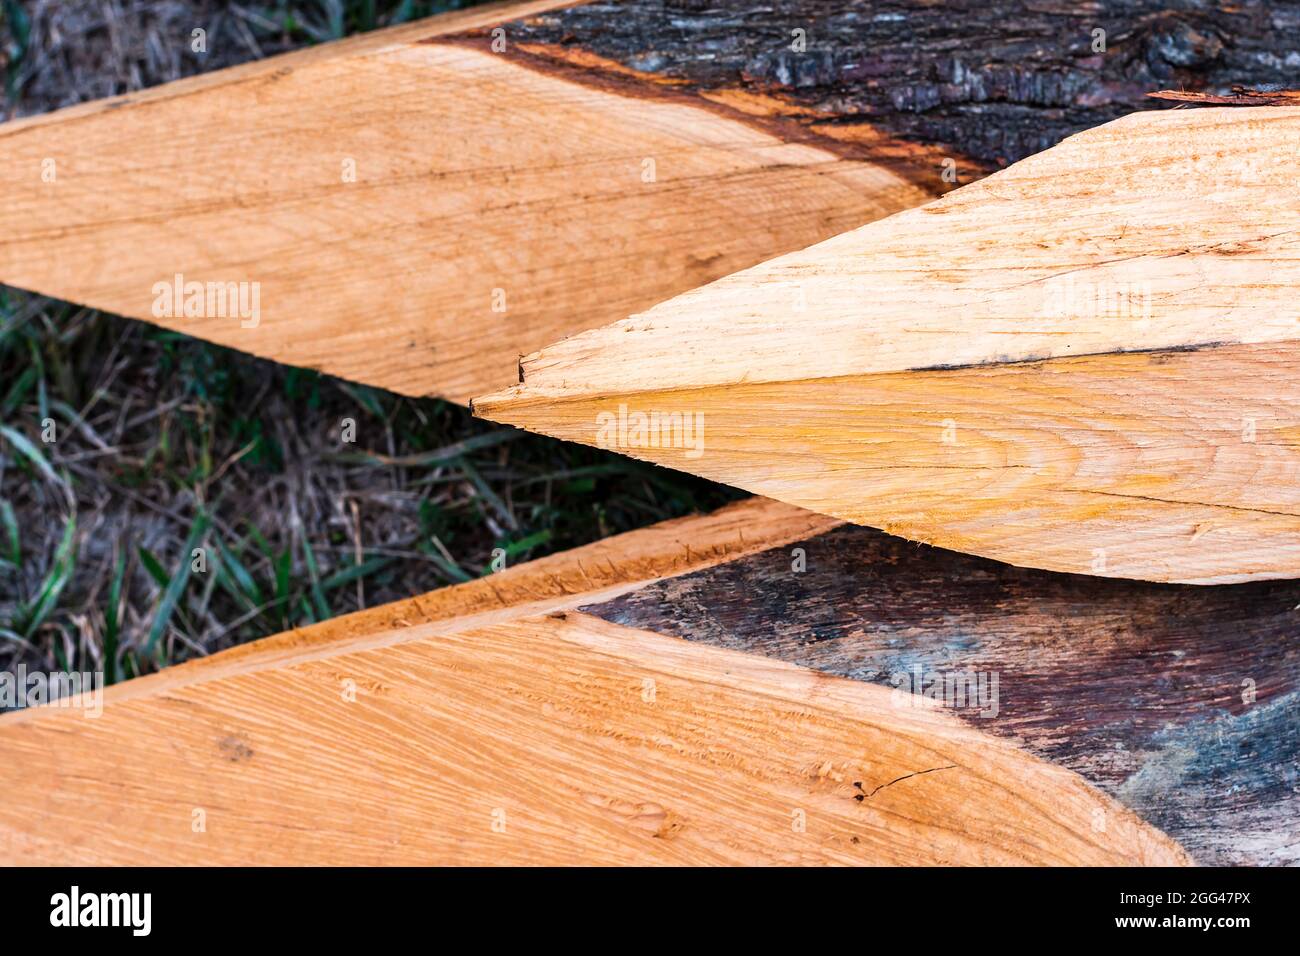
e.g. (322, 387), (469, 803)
(0, 865), (1281, 943)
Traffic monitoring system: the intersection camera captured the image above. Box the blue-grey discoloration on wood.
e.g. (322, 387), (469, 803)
(582, 524), (1300, 865)
(1117, 692), (1300, 866)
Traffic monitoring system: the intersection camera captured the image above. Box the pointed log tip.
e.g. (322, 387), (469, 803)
(468, 385), (525, 422)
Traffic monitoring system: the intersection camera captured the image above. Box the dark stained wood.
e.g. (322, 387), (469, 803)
(581, 524), (1300, 865)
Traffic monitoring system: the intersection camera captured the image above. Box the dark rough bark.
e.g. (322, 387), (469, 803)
(583, 524), (1300, 866)
(496, 0), (1299, 167)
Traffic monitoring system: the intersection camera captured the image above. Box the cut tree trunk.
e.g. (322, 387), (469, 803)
(4, 498), (1294, 866)
(0, 500), (1181, 867)
(1, 0), (1287, 402)
(475, 104), (1300, 584)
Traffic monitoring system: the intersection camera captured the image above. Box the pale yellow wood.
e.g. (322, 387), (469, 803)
(476, 108), (1300, 583)
(0, 610), (1186, 866)
(476, 343), (1300, 583)
(0, 3), (928, 404)
(506, 107), (1300, 398)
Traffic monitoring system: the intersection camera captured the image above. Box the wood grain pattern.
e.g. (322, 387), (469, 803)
(0, 499), (1249, 866)
(488, 106), (1300, 396)
(583, 523), (1300, 865)
(10, 2), (1289, 404)
(0, 0), (932, 404)
(0, 609), (1185, 866)
(476, 107), (1300, 582)
(477, 343), (1300, 583)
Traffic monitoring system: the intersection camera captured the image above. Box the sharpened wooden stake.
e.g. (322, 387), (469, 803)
(13, 1), (1287, 405)
(475, 106), (1300, 584)
(0, 501), (1193, 867)
(0, 0), (933, 404)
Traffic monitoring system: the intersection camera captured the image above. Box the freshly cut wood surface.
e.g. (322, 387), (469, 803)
(11, 498), (1288, 865)
(476, 107), (1300, 583)
(8, 0), (1283, 403)
(0, 0), (931, 404)
(0, 610), (1182, 866)
(491, 106), (1300, 394)
(584, 522), (1300, 866)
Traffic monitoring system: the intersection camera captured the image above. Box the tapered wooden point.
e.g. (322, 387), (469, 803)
(2, 501), (1212, 866)
(476, 107), (1300, 583)
(0, 0), (932, 404)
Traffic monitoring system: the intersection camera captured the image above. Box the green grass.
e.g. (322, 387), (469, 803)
(1, 2), (489, 120)
(0, 293), (738, 681)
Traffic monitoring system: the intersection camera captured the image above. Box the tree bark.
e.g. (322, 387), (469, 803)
(495, 0), (1297, 168)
